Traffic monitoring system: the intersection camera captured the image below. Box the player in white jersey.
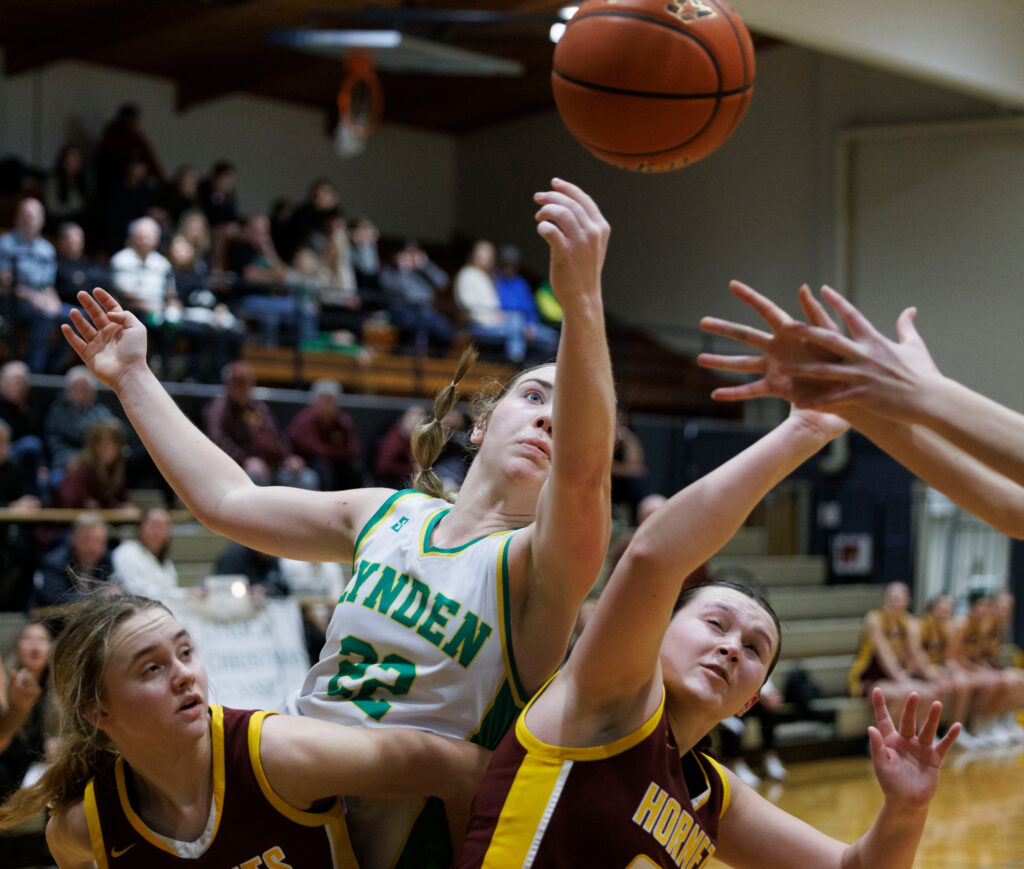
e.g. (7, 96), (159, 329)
(62, 179), (616, 868)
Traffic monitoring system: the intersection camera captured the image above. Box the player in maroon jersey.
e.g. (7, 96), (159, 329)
(0, 594), (487, 868)
(460, 404), (959, 868)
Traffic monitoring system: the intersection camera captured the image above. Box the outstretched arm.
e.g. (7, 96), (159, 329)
(260, 713), (489, 806)
(715, 689), (958, 869)
(62, 289), (388, 561)
(698, 282), (1024, 538)
(534, 408), (845, 742)
(513, 179), (616, 691)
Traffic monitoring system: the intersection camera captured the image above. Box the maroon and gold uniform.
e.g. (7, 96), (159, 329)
(918, 613), (949, 666)
(848, 609), (915, 697)
(458, 689), (729, 869)
(960, 614), (989, 665)
(83, 706), (356, 868)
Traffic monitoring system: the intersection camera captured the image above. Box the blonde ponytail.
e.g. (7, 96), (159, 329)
(411, 345), (478, 501)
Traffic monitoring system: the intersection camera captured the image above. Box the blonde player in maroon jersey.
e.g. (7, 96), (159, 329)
(459, 403), (959, 869)
(0, 594), (487, 869)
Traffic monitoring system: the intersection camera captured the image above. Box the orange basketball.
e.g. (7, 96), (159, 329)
(552, 0), (755, 172)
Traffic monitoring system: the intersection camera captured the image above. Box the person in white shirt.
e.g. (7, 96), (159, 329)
(109, 216), (177, 318)
(112, 506), (179, 599)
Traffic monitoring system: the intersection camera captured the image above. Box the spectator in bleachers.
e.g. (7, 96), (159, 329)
(31, 512), (116, 609)
(282, 178), (340, 262)
(55, 418), (134, 511)
(204, 361), (317, 489)
(44, 366), (114, 474)
(454, 239), (525, 362)
(349, 216), (382, 295)
(154, 163), (200, 231)
(168, 234), (242, 382)
(373, 404), (425, 489)
(848, 580), (939, 725)
(100, 155), (160, 257)
(111, 506), (178, 599)
(109, 215), (179, 371)
(0, 361), (46, 499)
(914, 593), (985, 748)
(109, 216), (176, 318)
(0, 197), (73, 373)
(199, 160), (240, 270)
(42, 144), (91, 234)
(177, 208), (213, 271)
(318, 212), (368, 337)
(494, 245), (559, 362)
(213, 541), (289, 597)
(956, 590), (1024, 745)
(284, 246), (326, 343)
(287, 379), (362, 491)
(0, 621), (56, 801)
(54, 222), (110, 305)
(93, 103), (164, 198)
(0, 419), (40, 612)
(229, 214), (305, 345)
(534, 278), (563, 329)
(380, 241), (454, 355)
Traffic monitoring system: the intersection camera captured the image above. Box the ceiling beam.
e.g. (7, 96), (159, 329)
(733, 0), (1024, 108)
(2, 1), (214, 75)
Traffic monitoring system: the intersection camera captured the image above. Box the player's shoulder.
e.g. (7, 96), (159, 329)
(47, 799), (94, 864)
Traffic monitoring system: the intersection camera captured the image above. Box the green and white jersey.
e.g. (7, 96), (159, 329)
(283, 489), (531, 869)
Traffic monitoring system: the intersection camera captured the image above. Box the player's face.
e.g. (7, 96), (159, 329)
(472, 364), (557, 487)
(93, 609), (208, 746)
(660, 587), (778, 721)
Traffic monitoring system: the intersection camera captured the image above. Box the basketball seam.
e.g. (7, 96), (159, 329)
(556, 9), (723, 93)
(552, 69), (752, 101)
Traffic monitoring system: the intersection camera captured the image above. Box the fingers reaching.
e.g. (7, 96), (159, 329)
(699, 316), (774, 351)
(897, 693), (920, 739)
(728, 280), (794, 331)
(871, 687), (896, 738)
(916, 699), (942, 747)
(696, 353), (766, 375)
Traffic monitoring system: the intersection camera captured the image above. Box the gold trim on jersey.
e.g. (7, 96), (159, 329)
(495, 534), (530, 708)
(106, 705), (227, 856)
(246, 711), (348, 826)
(83, 780), (110, 869)
(696, 755), (731, 818)
(517, 680), (666, 761)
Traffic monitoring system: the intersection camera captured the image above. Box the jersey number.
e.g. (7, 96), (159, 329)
(326, 634), (416, 721)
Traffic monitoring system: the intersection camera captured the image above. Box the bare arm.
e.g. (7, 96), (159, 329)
(62, 288), (388, 561)
(46, 803), (96, 869)
(512, 180), (616, 690)
(535, 411), (844, 742)
(259, 714), (489, 807)
(698, 282), (1024, 538)
(716, 691), (957, 869)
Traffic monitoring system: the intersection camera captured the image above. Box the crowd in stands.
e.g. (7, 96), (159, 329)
(0, 356), (477, 617)
(0, 102), (563, 381)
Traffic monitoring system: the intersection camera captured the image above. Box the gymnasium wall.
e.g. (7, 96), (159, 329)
(2, 44), (1018, 406)
(455, 46), (1006, 379)
(0, 52), (458, 244)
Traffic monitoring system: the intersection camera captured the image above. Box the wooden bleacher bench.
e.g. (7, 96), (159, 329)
(242, 345), (517, 397)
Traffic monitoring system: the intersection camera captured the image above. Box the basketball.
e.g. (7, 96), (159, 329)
(552, 0), (755, 172)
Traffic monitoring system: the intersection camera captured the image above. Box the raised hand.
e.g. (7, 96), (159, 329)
(777, 286), (943, 418)
(61, 288), (149, 391)
(697, 280), (844, 406)
(868, 688), (959, 809)
(533, 178), (610, 310)
(8, 668), (41, 712)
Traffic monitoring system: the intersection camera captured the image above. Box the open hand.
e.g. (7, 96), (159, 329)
(868, 688), (959, 809)
(62, 288), (149, 391)
(698, 281), (846, 406)
(776, 286), (943, 419)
